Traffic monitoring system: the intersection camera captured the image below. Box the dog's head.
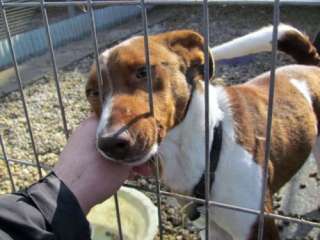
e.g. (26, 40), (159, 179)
(86, 30), (214, 166)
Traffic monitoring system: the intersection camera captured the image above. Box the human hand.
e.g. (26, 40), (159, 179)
(54, 116), (131, 215)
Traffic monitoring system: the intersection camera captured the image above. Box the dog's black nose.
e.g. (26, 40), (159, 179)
(98, 131), (132, 160)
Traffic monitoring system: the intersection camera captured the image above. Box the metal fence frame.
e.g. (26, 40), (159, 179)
(1, 1), (320, 240)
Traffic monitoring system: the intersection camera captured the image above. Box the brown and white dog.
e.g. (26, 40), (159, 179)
(86, 24), (320, 239)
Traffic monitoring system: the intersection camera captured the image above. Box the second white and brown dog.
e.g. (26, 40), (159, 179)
(86, 24), (320, 240)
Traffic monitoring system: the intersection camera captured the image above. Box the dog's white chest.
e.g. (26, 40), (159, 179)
(159, 88), (214, 194)
(159, 86), (264, 239)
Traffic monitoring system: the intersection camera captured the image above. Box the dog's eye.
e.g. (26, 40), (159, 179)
(86, 89), (99, 97)
(136, 66), (147, 79)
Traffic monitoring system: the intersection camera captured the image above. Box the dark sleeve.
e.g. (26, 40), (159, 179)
(0, 172), (91, 240)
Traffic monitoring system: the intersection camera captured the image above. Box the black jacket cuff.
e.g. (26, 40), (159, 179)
(26, 172), (91, 240)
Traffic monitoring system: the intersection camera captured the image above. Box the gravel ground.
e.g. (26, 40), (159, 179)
(0, 4), (320, 240)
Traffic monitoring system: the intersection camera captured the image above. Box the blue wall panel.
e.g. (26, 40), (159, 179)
(0, 5), (142, 69)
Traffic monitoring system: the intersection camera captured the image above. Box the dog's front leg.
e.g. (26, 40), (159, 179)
(209, 206), (258, 240)
(248, 190), (280, 240)
(197, 220), (233, 240)
(210, 140), (266, 240)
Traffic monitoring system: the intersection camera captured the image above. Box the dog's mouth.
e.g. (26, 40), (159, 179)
(98, 142), (158, 163)
(132, 156), (159, 177)
(132, 161), (153, 176)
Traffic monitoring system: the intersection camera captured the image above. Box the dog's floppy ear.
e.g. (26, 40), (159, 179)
(155, 30), (215, 81)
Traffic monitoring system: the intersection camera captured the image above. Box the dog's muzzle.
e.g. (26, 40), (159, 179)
(97, 129), (134, 161)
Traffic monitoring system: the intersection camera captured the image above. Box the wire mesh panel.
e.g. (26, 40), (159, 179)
(1, 0), (43, 179)
(257, 1), (280, 239)
(0, 1), (320, 240)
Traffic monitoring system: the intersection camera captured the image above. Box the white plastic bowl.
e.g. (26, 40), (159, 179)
(87, 186), (158, 240)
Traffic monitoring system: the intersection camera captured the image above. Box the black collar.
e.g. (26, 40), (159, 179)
(189, 121), (223, 220)
(182, 79), (196, 121)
